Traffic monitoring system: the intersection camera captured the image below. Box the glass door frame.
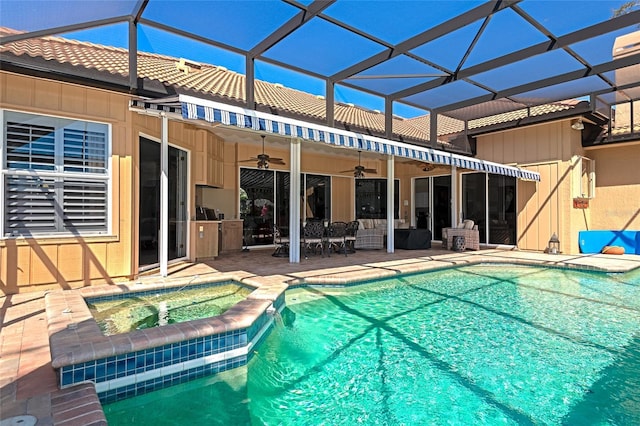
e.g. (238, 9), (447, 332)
(138, 135), (191, 272)
(412, 174), (452, 241)
(458, 171), (518, 247)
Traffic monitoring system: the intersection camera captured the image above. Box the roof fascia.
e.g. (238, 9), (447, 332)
(466, 102), (594, 136)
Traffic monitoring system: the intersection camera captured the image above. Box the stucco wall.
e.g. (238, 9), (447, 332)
(587, 143), (640, 231)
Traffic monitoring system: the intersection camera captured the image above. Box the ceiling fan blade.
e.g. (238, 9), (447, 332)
(270, 159), (286, 165)
(239, 158), (259, 162)
(363, 168), (377, 173)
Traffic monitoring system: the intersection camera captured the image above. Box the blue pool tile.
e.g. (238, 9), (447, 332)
(96, 364), (106, 379)
(72, 369), (85, 382)
(61, 370), (73, 386)
(85, 366), (96, 380)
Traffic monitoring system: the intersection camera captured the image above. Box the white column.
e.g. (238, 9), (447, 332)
(485, 173), (490, 244)
(387, 155), (395, 253)
(160, 113), (169, 277)
(450, 165), (458, 228)
(289, 138), (301, 263)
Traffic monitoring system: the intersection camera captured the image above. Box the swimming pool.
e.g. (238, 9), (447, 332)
(104, 264), (640, 425)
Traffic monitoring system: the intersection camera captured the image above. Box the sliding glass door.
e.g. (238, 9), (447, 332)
(488, 174), (516, 245)
(416, 173), (517, 245)
(432, 176), (451, 240)
(462, 173), (487, 243)
(240, 169), (333, 246)
(414, 178), (430, 230)
(304, 174), (331, 221)
(138, 137), (188, 269)
(240, 169), (275, 247)
(355, 178), (400, 219)
(413, 175), (452, 240)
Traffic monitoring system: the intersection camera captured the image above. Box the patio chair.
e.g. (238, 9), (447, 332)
(442, 220), (480, 250)
(303, 220), (325, 258)
(327, 221), (348, 257)
(272, 224), (289, 257)
(345, 220), (359, 253)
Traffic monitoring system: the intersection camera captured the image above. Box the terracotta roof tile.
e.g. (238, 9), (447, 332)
(1, 27), (585, 144)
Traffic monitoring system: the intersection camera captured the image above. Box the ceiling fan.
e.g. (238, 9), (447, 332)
(341, 150), (377, 178)
(240, 135), (285, 169)
(408, 160), (442, 172)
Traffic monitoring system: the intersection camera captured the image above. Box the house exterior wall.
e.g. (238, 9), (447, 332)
(2, 70), (637, 293)
(0, 72), (231, 293)
(1, 72), (134, 293)
(477, 120), (640, 253)
(587, 143), (640, 231)
(0, 72), (365, 293)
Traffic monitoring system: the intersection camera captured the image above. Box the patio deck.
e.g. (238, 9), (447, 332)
(2, 246), (639, 425)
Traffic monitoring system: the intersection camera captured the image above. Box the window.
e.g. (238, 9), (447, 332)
(304, 174), (331, 221)
(355, 178), (399, 219)
(572, 155), (596, 199)
(2, 111), (110, 237)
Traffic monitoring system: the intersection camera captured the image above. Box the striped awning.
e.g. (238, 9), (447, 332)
(143, 94), (540, 181)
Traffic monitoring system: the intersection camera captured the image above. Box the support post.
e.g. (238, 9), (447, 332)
(387, 155), (395, 253)
(160, 113), (169, 277)
(451, 165), (458, 228)
(289, 138), (301, 263)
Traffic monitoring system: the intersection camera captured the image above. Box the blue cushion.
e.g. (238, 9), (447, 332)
(578, 230), (640, 254)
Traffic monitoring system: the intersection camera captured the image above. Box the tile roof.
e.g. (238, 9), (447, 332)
(1, 27), (583, 147)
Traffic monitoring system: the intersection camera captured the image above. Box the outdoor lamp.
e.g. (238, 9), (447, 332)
(548, 233), (560, 254)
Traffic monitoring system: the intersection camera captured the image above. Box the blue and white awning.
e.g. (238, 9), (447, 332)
(174, 95), (540, 181)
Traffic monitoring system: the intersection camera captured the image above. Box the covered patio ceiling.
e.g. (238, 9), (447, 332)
(2, 0), (640, 137)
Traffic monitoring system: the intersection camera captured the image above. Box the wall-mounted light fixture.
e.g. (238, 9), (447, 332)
(571, 119), (584, 130)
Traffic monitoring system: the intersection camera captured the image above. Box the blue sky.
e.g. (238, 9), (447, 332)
(2, 0), (637, 119)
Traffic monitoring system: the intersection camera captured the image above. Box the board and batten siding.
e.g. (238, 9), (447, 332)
(1, 71), (133, 293)
(476, 121), (581, 253)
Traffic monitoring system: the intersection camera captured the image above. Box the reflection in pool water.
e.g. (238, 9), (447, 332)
(104, 265), (640, 425)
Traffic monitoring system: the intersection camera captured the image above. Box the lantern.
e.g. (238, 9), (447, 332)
(548, 233), (560, 254)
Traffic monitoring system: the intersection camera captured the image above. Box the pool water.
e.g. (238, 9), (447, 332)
(88, 283), (253, 335)
(104, 265), (640, 425)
